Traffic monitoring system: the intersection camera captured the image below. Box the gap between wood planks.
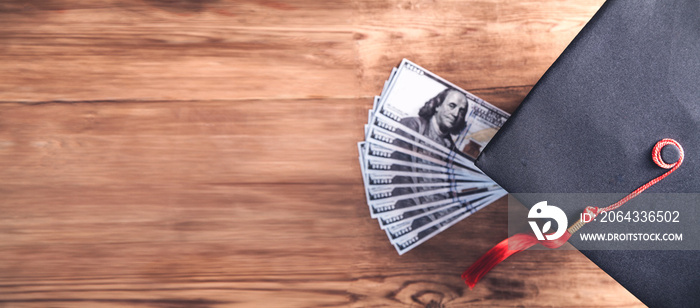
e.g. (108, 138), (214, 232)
(0, 84), (534, 105)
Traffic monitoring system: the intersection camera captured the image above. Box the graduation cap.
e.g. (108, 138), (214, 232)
(462, 0), (700, 307)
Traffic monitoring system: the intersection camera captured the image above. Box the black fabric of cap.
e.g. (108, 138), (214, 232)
(475, 0), (700, 307)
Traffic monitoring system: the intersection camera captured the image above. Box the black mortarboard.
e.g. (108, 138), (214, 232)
(474, 0), (700, 307)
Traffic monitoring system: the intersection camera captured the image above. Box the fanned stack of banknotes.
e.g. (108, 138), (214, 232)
(358, 59), (511, 254)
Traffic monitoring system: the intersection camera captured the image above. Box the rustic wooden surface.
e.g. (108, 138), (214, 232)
(0, 0), (646, 307)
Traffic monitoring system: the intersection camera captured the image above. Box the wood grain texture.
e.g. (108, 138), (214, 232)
(0, 0), (646, 307)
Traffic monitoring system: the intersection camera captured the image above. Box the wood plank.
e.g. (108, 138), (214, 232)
(0, 98), (367, 186)
(355, 0), (606, 95)
(0, 0), (604, 102)
(0, 87), (526, 188)
(0, 0), (358, 102)
(0, 183), (642, 307)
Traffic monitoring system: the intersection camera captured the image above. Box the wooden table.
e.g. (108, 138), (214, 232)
(0, 1), (645, 307)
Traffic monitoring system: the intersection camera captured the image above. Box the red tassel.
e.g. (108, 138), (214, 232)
(461, 231), (571, 288)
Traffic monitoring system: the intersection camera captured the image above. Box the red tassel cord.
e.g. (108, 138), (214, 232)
(462, 138), (685, 288)
(462, 232), (572, 288)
